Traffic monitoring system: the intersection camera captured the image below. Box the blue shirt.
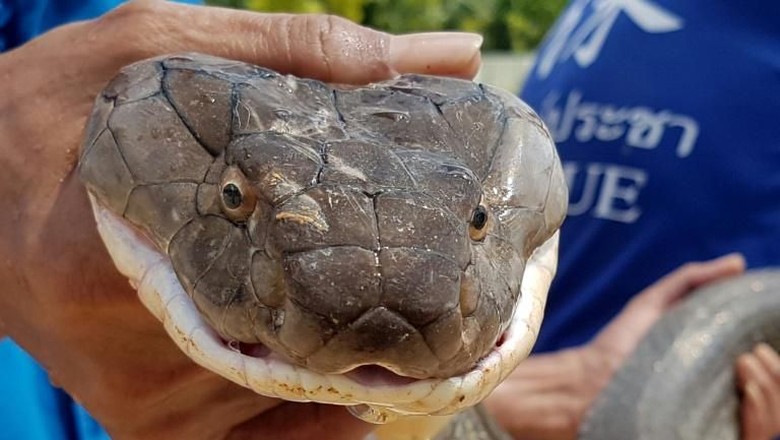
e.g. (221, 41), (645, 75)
(0, 1), (198, 438)
(521, 0), (780, 352)
(1, 0), (120, 51)
(0, 339), (110, 440)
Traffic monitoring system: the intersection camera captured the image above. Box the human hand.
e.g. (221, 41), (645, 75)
(737, 343), (780, 440)
(485, 253), (746, 440)
(0, 1), (482, 439)
(586, 253), (746, 373)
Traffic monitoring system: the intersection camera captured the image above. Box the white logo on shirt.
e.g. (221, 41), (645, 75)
(536, 0), (684, 79)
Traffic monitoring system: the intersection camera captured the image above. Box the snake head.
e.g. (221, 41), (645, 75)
(79, 54), (566, 396)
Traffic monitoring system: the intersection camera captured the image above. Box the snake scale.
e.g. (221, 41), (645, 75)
(78, 53), (780, 439)
(78, 53), (566, 438)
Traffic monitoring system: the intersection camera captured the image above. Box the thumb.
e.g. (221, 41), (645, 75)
(95, 0), (483, 83)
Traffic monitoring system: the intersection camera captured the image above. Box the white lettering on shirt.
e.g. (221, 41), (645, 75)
(564, 162), (648, 224)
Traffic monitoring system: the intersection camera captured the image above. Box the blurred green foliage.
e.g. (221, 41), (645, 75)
(204, 0), (566, 51)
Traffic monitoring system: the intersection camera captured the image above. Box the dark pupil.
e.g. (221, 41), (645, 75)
(471, 206), (488, 230)
(222, 183), (243, 209)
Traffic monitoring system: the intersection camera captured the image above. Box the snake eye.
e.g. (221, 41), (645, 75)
(222, 183), (243, 209)
(469, 205), (489, 241)
(220, 167), (256, 222)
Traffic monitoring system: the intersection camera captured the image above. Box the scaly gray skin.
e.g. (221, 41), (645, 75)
(78, 53), (567, 383)
(580, 270), (780, 440)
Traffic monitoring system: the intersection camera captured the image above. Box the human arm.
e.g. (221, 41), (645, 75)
(485, 254), (748, 439)
(0, 1), (482, 438)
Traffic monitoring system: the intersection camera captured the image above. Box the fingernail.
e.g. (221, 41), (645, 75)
(720, 252), (746, 266)
(753, 343), (780, 373)
(755, 342), (773, 355)
(388, 32), (483, 77)
(745, 382), (761, 400)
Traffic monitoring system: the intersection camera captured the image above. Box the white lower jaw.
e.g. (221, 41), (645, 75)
(89, 195), (558, 423)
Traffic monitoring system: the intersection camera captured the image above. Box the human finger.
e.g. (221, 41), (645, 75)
(737, 352), (772, 440)
(94, 0), (483, 83)
(228, 403), (373, 440)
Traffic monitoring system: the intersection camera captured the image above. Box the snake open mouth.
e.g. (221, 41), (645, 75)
(224, 340), (422, 387)
(346, 365), (422, 387)
(228, 333), (510, 388)
(78, 54), (567, 424)
(90, 197), (557, 423)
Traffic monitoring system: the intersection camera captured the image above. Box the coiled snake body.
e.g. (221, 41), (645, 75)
(580, 270), (780, 440)
(79, 53), (567, 438)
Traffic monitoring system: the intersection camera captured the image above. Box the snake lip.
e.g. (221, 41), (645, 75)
(341, 329), (509, 387)
(78, 55), (569, 427)
(89, 196), (558, 423)
(227, 341), (421, 387)
(231, 329), (512, 389)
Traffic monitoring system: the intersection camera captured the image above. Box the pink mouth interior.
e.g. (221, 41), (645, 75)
(230, 340), (271, 358)
(224, 330), (509, 386)
(345, 365), (420, 386)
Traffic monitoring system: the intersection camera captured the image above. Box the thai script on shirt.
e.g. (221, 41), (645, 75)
(538, 89), (701, 225)
(540, 89), (700, 158)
